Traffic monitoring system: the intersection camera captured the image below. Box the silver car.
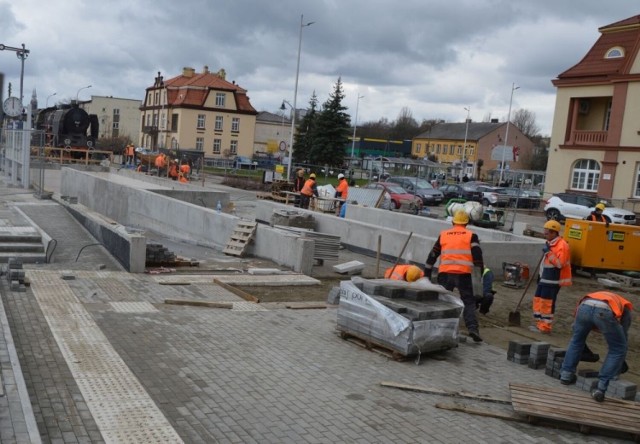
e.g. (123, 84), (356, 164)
(386, 176), (444, 205)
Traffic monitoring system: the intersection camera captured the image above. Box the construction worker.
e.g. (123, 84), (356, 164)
(180, 159), (191, 180)
(334, 173), (349, 215)
(477, 266), (496, 315)
(384, 264), (424, 282)
(168, 159), (179, 180)
(300, 173), (318, 209)
(585, 202), (610, 225)
(126, 143), (135, 166)
(424, 210), (484, 342)
(294, 168), (305, 207)
(155, 153), (167, 176)
(531, 220), (572, 333)
(559, 291), (632, 403)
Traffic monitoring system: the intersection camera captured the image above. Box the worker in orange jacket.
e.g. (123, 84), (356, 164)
(560, 291), (632, 402)
(155, 153), (167, 176)
(531, 220), (572, 333)
(125, 143), (135, 166)
(300, 173), (318, 209)
(425, 210), (484, 342)
(384, 264), (424, 282)
(334, 173), (349, 215)
(180, 161), (191, 179)
(585, 202), (610, 225)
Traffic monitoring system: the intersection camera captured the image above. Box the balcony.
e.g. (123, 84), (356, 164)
(571, 130), (607, 146)
(142, 125), (158, 135)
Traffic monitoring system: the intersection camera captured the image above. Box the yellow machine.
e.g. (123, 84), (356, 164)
(563, 219), (640, 271)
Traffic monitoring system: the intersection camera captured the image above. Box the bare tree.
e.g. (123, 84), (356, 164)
(512, 109), (540, 139)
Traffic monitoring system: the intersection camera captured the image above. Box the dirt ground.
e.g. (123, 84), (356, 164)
(240, 273), (640, 386)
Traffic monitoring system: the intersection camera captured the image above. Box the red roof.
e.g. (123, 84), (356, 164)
(554, 15), (640, 85)
(158, 69), (257, 113)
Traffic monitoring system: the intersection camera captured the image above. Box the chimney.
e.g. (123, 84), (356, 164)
(182, 67), (195, 78)
(216, 68), (226, 80)
(203, 65), (209, 74)
(491, 118), (499, 123)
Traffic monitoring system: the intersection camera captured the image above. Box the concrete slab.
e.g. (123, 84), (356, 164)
(214, 274), (321, 286)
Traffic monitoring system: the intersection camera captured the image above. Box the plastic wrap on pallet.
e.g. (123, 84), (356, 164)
(337, 280), (463, 356)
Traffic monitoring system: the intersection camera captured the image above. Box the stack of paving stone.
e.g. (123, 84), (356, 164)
(274, 226), (341, 262)
(271, 210), (316, 230)
(146, 243), (177, 265)
(576, 368), (599, 392)
(507, 341), (531, 364)
(337, 278), (463, 356)
(3, 258), (27, 292)
(608, 379), (638, 400)
(527, 342), (550, 369)
(544, 347), (565, 379)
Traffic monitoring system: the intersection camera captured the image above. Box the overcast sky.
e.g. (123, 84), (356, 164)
(1, 1), (638, 136)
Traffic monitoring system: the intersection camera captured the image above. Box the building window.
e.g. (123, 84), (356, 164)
(113, 108), (119, 116)
(457, 146), (462, 155)
(436, 146), (440, 154)
(112, 122), (119, 129)
(634, 164), (640, 198)
(196, 137), (204, 151)
(213, 139), (221, 154)
(171, 114), (179, 132)
(216, 93), (225, 107)
(197, 114), (205, 129)
(231, 117), (240, 132)
(449, 145), (455, 155)
(571, 159), (600, 191)
(230, 140), (238, 154)
(605, 47), (624, 59)
(155, 92), (159, 105)
(146, 115), (151, 126)
(153, 114), (158, 127)
(215, 116), (223, 131)
(416, 143), (421, 153)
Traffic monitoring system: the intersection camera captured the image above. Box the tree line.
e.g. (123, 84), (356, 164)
(288, 78), (548, 171)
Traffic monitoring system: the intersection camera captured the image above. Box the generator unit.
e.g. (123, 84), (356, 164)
(502, 262), (530, 288)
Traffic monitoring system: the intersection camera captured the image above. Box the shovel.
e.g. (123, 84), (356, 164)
(507, 256), (542, 326)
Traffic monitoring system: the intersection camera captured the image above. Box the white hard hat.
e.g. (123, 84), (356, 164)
(338, 173), (345, 179)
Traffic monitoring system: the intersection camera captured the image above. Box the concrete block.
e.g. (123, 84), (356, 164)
(332, 261), (365, 275)
(577, 369), (599, 378)
(10, 280), (19, 291)
(362, 282), (382, 295)
(596, 277), (622, 288)
(609, 380), (637, 400)
(403, 289), (439, 301)
(327, 286), (341, 305)
(248, 268), (283, 275)
(578, 377), (598, 392)
(380, 286), (406, 299)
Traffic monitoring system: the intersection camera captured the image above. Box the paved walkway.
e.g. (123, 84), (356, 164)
(0, 175), (631, 443)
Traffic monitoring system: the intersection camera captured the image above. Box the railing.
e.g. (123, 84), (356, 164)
(46, 147), (114, 165)
(571, 130), (607, 145)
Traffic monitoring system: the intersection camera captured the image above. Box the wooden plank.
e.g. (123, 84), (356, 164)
(158, 281), (191, 286)
(213, 279), (260, 303)
(435, 403), (523, 422)
(164, 299), (233, 309)
(284, 303), (327, 310)
(509, 383), (640, 434)
(380, 381), (511, 404)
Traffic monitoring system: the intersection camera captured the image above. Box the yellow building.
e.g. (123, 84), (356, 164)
(546, 15), (640, 202)
(140, 67), (257, 160)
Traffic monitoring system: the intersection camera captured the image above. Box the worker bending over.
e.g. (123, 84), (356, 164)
(384, 264), (424, 282)
(424, 210), (484, 342)
(300, 173), (319, 209)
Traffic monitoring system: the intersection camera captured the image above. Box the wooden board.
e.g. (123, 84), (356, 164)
(213, 279), (260, 303)
(223, 220), (257, 257)
(509, 383), (640, 435)
(164, 299), (233, 309)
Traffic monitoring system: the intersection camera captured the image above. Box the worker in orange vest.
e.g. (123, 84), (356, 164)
(126, 143), (135, 166)
(559, 291), (632, 403)
(168, 159), (179, 180)
(334, 173), (349, 215)
(155, 153), (167, 176)
(425, 210), (484, 342)
(531, 220), (572, 334)
(300, 173), (318, 209)
(384, 264), (424, 282)
(585, 202), (610, 225)
(180, 160), (191, 180)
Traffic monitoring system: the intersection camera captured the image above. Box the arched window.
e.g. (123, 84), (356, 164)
(605, 47), (625, 59)
(571, 159), (600, 191)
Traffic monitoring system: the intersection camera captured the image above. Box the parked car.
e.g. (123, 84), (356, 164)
(234, 156), (257, 169)
(493, 187), (542, 209)
(364, 182), (423, 210)
(466, 184), (510, 207)
(438, 184), (483, 202)
(386, 176), (444, 205)
(544, 193), (637, 225)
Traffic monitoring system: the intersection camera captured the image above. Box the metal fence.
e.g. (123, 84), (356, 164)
(0, 128), (34, 189)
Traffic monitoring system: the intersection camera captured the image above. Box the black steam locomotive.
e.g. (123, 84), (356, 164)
(35, 104), (99, 151)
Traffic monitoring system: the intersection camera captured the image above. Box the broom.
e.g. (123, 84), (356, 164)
(507, 256), (542, 326)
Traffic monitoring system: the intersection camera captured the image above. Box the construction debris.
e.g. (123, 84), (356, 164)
(164, 299), (233, 309)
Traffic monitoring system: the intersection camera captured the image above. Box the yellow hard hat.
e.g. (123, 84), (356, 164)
(309, 173), (316, 179)
(405, 265), (422, 282)
(452, 210), (469, 225)
(595, 203), (605, 211)
(544, 220), (561, 232)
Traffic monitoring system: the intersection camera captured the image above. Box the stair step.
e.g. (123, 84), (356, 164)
(0, 252), (47, 264)
(0, 242), (45, 253)
(0, 234), (42, 243)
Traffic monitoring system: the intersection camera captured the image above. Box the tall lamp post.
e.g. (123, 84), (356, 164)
(76, 84), (92, 102)
(280, 99), (293, 160)
(350, 94), (364, 160)
(498, 83), (519, 185)
(45, 92), (57, 108)
(460, 106), (470, 182)
(0, 43), (30, 103)
(287, 14), (314, 181)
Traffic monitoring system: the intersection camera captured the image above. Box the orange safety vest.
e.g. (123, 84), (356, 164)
(301, 179), (316, 197)
(587, 212), (607, 223)
(580, 291), (633, 320)
(180, 164), (190, 174)
(335, 179), (349, 200)
(539, 236), (572, 286)
(126, 145), (134, 156)
(438, 225), (474, 274)
(154, 154), (165, 168)
(168, 164), (179, 178)
(384, 264), (424, 281)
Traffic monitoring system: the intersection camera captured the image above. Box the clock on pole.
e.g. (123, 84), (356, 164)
(2, 96), (23, 117)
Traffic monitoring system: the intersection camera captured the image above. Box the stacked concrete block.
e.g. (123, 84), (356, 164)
(271, 210), (316, 230)
(332, 261), (365, 275)
(545, 347), (566, 379)
(527, 342), (550, 369)
(146, 243), (177, 264)
(326, 286), (341, 305)
(608, 380), (637, 400)
(576, 369), (599, 392)
(507, 341), (531, 364)
(6, 258), (26, 292)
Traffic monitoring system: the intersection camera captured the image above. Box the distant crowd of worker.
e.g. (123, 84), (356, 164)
(122, 144), (192, 183)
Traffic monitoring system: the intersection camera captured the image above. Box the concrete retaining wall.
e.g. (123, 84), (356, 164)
(254, 200), (544, 272)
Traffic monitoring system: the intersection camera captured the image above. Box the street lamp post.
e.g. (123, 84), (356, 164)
(45, 92), (57, 108)
(287, 14), (314, 181)
(76, 84), (92, 102)
(280, 99), (293, 160)
(0, 43), (30, 103)
(350, 94), (364, 160)
(498, 83), (520, 185)
(460, 106), (470, 182)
